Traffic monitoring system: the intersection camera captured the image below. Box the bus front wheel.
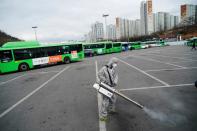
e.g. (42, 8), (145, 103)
(64, 57), (70, 64)
(19, 63), (29, 72)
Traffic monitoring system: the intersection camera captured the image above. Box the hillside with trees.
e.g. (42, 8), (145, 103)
(0, 30), (21, 46)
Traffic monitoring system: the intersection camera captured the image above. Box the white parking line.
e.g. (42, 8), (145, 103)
(0, 74), (26, 86)
(119, 83), (194, 91)
(95, 61), (106, 131)
(27, 70), (60, 75)
(0, 71), (60, 86)
(156, 52), (197, 57)
(0, 66), (70, 119)
(117, 58), (170, 86)
(145, 67), (197, 72)
(171, 60), (197, 63)
(148, 53), (194, 61)
(131, 55), (186, 68)
(73, 63), (94, 67)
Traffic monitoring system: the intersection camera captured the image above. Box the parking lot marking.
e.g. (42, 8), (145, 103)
(145, 67), (197, 72)
(95, 61), (107, 131)
(119, 83), (194, 91)
(154, 52), (197, 57)
(27, 70), (60, 75)
(132, 55), (186, 68)
(0, 74), (26, 86)
(0, 66), (70, 119)
(73, 63), (94, 67)
(0, 71), (60, 86)
(171, 60), (197, 63)
(148, 53), (194, 61)
(117, 58), (170, 86)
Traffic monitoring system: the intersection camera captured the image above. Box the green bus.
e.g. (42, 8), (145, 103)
(97, 42), (113, 54)
(98, 41), (122, 54)
(83, 42), (105, 56)
(129, 42), (142, 50)
(0, 41), (84, 73)
(83, 41), (122, 56)
(187, 37), (197, 46)
(112, 42), (122, 53)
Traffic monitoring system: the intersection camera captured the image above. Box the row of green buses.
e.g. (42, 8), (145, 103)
(0, 40), (165, 73)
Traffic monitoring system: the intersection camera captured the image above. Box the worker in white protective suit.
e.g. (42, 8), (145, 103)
(97, 58), (118, 121)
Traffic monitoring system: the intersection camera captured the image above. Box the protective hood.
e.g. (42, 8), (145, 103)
(107, 58), (118, 68)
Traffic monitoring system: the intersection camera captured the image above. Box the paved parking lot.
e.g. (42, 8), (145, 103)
(0, 45), (197, 131)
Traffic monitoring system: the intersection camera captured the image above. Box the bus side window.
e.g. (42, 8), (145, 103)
(40, 48), (48, 57)
(14, 49), (33, 60)
(45, 47), (57, 56)
(0, 50), (13, 63)
(77, 44), (82, 52)
(62, 46), (69, 54)
(29, 48), (42, 58)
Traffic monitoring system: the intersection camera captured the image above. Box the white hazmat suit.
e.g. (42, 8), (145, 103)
(97, 58), (118, 119)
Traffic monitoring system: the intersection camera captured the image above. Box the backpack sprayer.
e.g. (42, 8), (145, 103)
(93, 82), (144, 109)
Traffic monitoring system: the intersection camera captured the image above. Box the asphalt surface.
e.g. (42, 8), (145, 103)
(0, 45), (197, 131)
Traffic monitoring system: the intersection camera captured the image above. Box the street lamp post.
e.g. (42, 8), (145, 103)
(32, 26), (38, 41)
(102, 14), (109, 41)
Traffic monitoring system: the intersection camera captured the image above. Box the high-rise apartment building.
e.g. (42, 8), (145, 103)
(140, 0), (153, 35)
(174, 16), (179, 27)
(129, 20), (135, 37)
(147, 0), (154, 34)
(116, 17), (122, 39)
(124, 19), (130, 38)
(181, 4), (197, 25)
(91, 21), (104, 42)
(154, 12), (179, 32)
(116, 17), (141, 39)
(140, 1), (147, 35)
(157, 12), (165, 31)
(107, 24), (116, 40)
(170, 15), (175, 29)
(164, 13), (171, 30)
(135, 19), (141, 36)
(153, 13), (158, 32)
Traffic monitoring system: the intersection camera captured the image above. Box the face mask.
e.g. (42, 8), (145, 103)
(112, 63), (117, 68)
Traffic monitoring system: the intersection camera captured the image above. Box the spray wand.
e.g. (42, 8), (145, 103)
(93, 82), (144, 109)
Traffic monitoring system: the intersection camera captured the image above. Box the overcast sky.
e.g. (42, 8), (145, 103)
(0, 0), (196, 42)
